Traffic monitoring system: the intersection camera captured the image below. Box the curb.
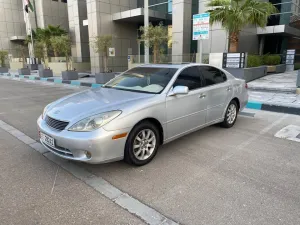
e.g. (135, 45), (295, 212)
(246, 101), (300, 115)
(0, 73), (102, 89)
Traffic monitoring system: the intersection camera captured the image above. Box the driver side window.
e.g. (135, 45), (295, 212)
(173, 66), (202, 91)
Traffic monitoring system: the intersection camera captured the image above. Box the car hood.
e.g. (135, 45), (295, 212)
(46, 88), (155, 121)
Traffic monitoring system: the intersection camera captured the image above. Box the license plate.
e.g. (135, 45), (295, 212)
(41, 132), (55, 148)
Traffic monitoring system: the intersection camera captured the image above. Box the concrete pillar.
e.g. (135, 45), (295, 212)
(259, 36), (265, 55)
(68, 0), (90, 63)
(172, 0), (192, 63)
(144, 0), (149, 64)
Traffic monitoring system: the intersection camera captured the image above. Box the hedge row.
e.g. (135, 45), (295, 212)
(247, 54), (281, 68)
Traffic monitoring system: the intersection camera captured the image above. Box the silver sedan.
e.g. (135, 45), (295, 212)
(37, 64), (248, 166)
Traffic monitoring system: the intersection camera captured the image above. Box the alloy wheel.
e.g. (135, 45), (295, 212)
(133, 129), (157, 160)
(226, 104), (237, 124)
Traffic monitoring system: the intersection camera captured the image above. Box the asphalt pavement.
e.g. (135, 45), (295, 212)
(0, 78), (300, 225)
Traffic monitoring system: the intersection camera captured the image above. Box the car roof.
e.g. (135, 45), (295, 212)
(138, 63), (207, 69)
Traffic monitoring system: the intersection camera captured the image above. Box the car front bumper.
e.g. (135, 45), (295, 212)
(37, 116), (130, 164)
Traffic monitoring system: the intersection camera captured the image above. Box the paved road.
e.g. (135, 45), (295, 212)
(1, 78), (300, 225)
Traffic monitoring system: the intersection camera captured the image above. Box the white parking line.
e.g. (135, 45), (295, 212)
(0, 119), (179, 225)
(275, 125), (300, 143)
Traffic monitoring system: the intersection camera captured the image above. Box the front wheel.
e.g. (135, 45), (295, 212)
(124, 122), (160, 166)
(221, 100), (238, 128)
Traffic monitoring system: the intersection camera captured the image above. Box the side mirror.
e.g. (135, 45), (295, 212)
(168, 86), (189, 96)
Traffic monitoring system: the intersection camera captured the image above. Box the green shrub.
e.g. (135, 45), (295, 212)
(262, 54), (281, 65)
(294, 63), (300, 70)
(0, 50), (8, 67)
(247, 55), (263, 68)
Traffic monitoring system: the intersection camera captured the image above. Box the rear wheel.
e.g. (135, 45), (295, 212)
(221, 100), (238, 128)
(124, 121), (160, 166)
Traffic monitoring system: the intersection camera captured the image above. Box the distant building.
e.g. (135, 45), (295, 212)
(0, 0), (68, 58)
(2, 0), (300, 71)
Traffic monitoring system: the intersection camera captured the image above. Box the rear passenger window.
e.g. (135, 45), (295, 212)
(173, 66), (202, 90)
(199, 66), (227, 86)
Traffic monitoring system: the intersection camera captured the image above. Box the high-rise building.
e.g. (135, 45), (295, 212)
(0, 0), (68, 58)
(1, 0), (300, 72)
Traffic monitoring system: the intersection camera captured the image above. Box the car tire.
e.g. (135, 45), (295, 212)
(124, 121), (160, 166)
(221, 100), (238, 128)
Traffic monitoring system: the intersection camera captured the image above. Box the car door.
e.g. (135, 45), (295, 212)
(199, 66), (233, 123)
(165, 66), (208, 140)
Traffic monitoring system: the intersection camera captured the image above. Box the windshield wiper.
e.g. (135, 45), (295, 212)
(102, 85), (113, 89)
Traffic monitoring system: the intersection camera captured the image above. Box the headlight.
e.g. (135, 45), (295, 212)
(68, 110), (122, 132)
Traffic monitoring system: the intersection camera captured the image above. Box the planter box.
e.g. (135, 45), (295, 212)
(266, 64), (286, 73)
(18, 68), (31, 75)
(62, 71), (78, 80)
(225, 66), (267, 82)
(95, 73), (117, 84)
(276, 64), (286, 73)
(0, 67), (9, 73)
(38, 64), (44, 70)
(27, 64), (38, 70)
(39, 69), (53, 78)
(266, 66), (276, 73)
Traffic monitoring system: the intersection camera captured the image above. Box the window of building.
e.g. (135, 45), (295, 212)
(52, 0), (58, 1)
(61, 0), (67, 3)
(173, 66), (202, 90)
(199, 66), (227, 86)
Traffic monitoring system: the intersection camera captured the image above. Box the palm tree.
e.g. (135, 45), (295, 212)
(31, 25), (68, 67)
(207, 0), (277, 52)
(47, 25), (67, 57)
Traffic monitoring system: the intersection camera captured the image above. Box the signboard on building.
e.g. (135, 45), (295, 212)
(109, 48), (115, 57)
(282, 49), (296, 71)
(193, 13), (210, 40)
(222, 53), (247, 68)
(282, 49), (296, 65)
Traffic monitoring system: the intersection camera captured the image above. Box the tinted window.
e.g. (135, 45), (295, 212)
(173, 66), (202, 90)
(200, 66), (227, 86)
(103, 67), (177, 94)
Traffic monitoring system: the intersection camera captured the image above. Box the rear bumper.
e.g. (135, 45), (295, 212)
(37, 116), (130, 164)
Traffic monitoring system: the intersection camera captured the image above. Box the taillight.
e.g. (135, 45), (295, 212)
(245, 83), (248, 89)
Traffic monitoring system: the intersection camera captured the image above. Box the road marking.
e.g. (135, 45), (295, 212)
(51, 166), (59, 195)
(239, 111), (255, 117)
(0, 119), (179, 225)
(275, 125), (300, 143)
(221, 114), (289, 161)
(236, 114), (289, 150)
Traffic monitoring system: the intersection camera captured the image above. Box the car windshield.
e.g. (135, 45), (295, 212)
(103, 67), (178, 94)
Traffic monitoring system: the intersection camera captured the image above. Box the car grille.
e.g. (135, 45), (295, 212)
(45, 115), (69, 131)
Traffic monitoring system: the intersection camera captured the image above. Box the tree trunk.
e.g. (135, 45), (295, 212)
(43, 44), (49, 68)
(53, 49), (58, 57)
(229, 32), (239, 53)
(153, 44), (158, 64)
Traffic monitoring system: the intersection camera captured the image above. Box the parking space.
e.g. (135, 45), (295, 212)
(1, 79), (300, 225)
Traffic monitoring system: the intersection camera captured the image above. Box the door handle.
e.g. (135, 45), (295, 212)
(199, 93), (206, 99)
(226, 87), (232, 91)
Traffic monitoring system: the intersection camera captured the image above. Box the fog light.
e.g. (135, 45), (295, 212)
(84, 151), (91, 159)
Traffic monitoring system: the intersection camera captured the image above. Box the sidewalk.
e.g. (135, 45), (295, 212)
(247, 70), (298, 93)
(247, 71), (300, 115)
